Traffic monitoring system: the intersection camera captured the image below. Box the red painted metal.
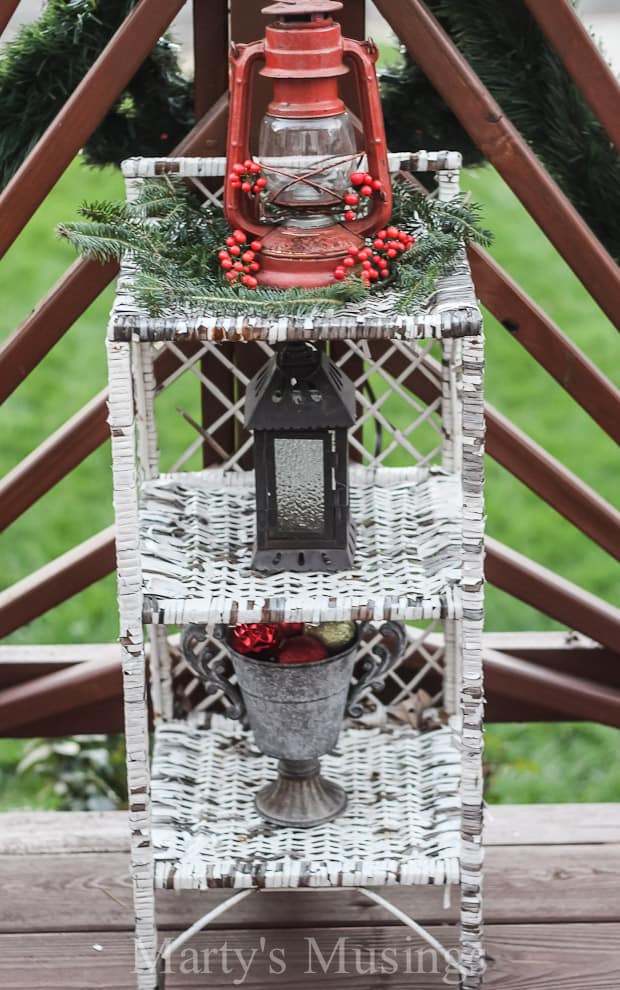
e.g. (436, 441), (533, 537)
(225, 3), (391, 287)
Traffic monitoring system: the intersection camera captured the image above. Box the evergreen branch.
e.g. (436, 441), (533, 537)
(133, 272), (366, 318)
(59, 175), (491, 317)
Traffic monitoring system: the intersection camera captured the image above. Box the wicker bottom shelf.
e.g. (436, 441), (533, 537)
(140, 465), (463, 625)
(151, 715), (462, 890)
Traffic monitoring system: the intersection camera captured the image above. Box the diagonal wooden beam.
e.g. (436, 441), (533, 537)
(485, 400), (620, 563)
(485, 536), (620, 653)
(0, 526), (116, 639)
(0, 655), (122, 735)
(0, 2), (20, 39)
(523, 0), (620, 153)
(400, 170), (620, 445)
(484, 647), (620, 728)
(373, 0), (620, 328)
(0, 342), (201, 532)
(0, 259), (117, 406)
(372, 345), (620, 562)
(0, 0), (187, 259)
(468, 244), (620, 445)
(0, 94), (230, 406)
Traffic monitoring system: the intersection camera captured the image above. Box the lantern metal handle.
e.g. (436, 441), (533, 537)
(346, 620), (406, 719)
(340, 37), (393, 235)
(225, 39), (268, 239)
(180, 624), (247, 721)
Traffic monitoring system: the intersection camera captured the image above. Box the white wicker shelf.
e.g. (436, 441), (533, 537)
(151, 715), (462, 889)
(108, 150), (481, 345)
(109, 252), (481, 344)
(140, 465), (464, 626)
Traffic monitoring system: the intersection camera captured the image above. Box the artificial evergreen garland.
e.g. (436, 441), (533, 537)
(0, 0), (193, 187)
(381, 0), (620, 261)
(58, 175), (491, 317)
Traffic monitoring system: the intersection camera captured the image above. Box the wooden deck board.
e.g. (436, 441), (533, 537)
(2, 925), (620, 989)
(0, 805), (618, 988)
(2, 843), (620, 933)
(2, 803), (619, 855)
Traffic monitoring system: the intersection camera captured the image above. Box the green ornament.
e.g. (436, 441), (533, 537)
(304, 621), (356, 655)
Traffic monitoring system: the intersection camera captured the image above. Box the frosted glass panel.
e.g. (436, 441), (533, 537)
(274, 437), (325, 532)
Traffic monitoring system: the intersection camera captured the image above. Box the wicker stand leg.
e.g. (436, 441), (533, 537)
(459, 333), (485, 987)
(108, 340), (158, 989)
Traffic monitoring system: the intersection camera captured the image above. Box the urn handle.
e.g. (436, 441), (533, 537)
(346, 621), (406, 719)
(180, 624), (246, 722)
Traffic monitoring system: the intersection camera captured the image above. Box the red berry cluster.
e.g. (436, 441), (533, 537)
(228, 159), (268, 195)
(342, 170), (384, 221)
(218, 229), (263, 289)
(333, 226), (415, 286)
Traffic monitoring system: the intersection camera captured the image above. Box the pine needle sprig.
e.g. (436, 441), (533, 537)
(134, 273), (367, 319)
(59, 174), (491, 317)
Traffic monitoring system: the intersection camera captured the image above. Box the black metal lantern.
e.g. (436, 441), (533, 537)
(245, 342), (356, 573)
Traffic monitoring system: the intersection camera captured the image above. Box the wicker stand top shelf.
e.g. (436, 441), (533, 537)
(140, 465), (465, 626)
(107, 151), (481, 344)
(109, 253), (481, 344)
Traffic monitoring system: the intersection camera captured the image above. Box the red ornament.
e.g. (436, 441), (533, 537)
(279, 635), (328, 665)
(228, 623), (282, 658)
(280, 622), (304, 638)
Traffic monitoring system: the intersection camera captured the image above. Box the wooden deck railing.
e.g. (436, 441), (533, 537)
(1, 0), (619, 734)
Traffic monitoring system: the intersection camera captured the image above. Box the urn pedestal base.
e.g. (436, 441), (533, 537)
(256, 758), (347, 828)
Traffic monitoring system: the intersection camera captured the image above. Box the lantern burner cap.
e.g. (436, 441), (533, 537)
(262, 1), (343, 18)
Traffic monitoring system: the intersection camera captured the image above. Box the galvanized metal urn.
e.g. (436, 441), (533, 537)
(181, 621), (405, 827)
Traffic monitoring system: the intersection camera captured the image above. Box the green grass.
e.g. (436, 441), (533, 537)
(1, 157), (618, 808)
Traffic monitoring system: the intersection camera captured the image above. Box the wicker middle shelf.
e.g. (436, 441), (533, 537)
(140, 465), (464, 625)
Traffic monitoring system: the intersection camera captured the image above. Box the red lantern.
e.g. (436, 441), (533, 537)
(225, 0), (392, 289)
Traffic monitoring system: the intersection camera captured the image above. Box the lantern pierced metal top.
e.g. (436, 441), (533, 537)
(245, 342), (355, 431)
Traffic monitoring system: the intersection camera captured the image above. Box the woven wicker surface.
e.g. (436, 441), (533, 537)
(151, 715), (462, 889)
(108, 152), (480, 344)
(109, 254), (481, 344)
(140, 465), (463, 625)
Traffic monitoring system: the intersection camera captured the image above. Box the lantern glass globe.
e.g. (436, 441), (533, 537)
(259, 111), (356, 225)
